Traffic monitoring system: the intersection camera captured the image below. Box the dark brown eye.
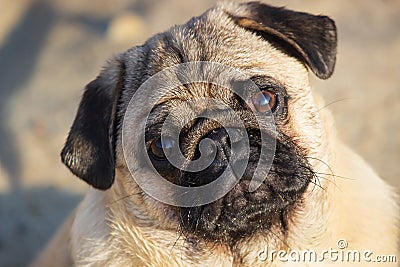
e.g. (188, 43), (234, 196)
(150, 137), (175, 160)
(251, 90), (277, 113)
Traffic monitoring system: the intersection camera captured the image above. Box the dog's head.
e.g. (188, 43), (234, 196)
(61, 1), (336, 246)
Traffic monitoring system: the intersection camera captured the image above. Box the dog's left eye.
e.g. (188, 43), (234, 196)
(251, 90), (277, 113)
(149, 137), (175, 160)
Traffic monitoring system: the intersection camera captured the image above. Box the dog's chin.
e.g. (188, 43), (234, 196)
(179, 181), (289, 243)
(178, 139), (313, 244)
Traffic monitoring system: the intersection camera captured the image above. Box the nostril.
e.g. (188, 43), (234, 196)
(204, 127), (231, 144)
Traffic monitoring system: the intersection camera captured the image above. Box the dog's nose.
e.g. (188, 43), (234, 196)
(183, 127), (244, 187)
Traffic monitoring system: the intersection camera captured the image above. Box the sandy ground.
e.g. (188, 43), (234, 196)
(0, 0), (399, 266)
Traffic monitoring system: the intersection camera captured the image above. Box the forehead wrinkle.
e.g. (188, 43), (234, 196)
(156, 81), (235, 106)
(155, 85), (203, 106)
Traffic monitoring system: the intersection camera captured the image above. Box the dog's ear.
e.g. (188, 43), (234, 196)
(61, 57), (125, 190)
(227, 2), (337, 79)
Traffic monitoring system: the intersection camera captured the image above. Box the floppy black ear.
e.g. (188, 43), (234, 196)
(61, 57), (125, 190)
(227, 1), (337, 79)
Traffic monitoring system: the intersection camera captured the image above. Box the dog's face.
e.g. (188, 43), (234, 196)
(61, 2), (336, 248)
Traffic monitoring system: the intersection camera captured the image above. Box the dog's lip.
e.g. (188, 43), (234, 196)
(176, 133), (313, 242)
(178, 179), (288, 240)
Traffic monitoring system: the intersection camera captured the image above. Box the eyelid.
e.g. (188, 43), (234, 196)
(249, 75), (288, 95)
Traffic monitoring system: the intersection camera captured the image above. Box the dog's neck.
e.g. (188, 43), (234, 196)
(81, 174), (335, 266)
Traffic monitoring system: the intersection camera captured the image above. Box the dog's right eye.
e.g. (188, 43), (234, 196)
(149, 137), (175, 160)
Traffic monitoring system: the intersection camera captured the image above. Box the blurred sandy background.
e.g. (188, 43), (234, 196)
(0, 0), (399, 266)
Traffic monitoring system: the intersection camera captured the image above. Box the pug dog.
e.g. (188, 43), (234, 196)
(31, 1), (399, 267)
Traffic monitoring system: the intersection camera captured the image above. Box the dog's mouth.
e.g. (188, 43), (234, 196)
(178, 133), (312, 243)
(146, 125), (312, 243)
